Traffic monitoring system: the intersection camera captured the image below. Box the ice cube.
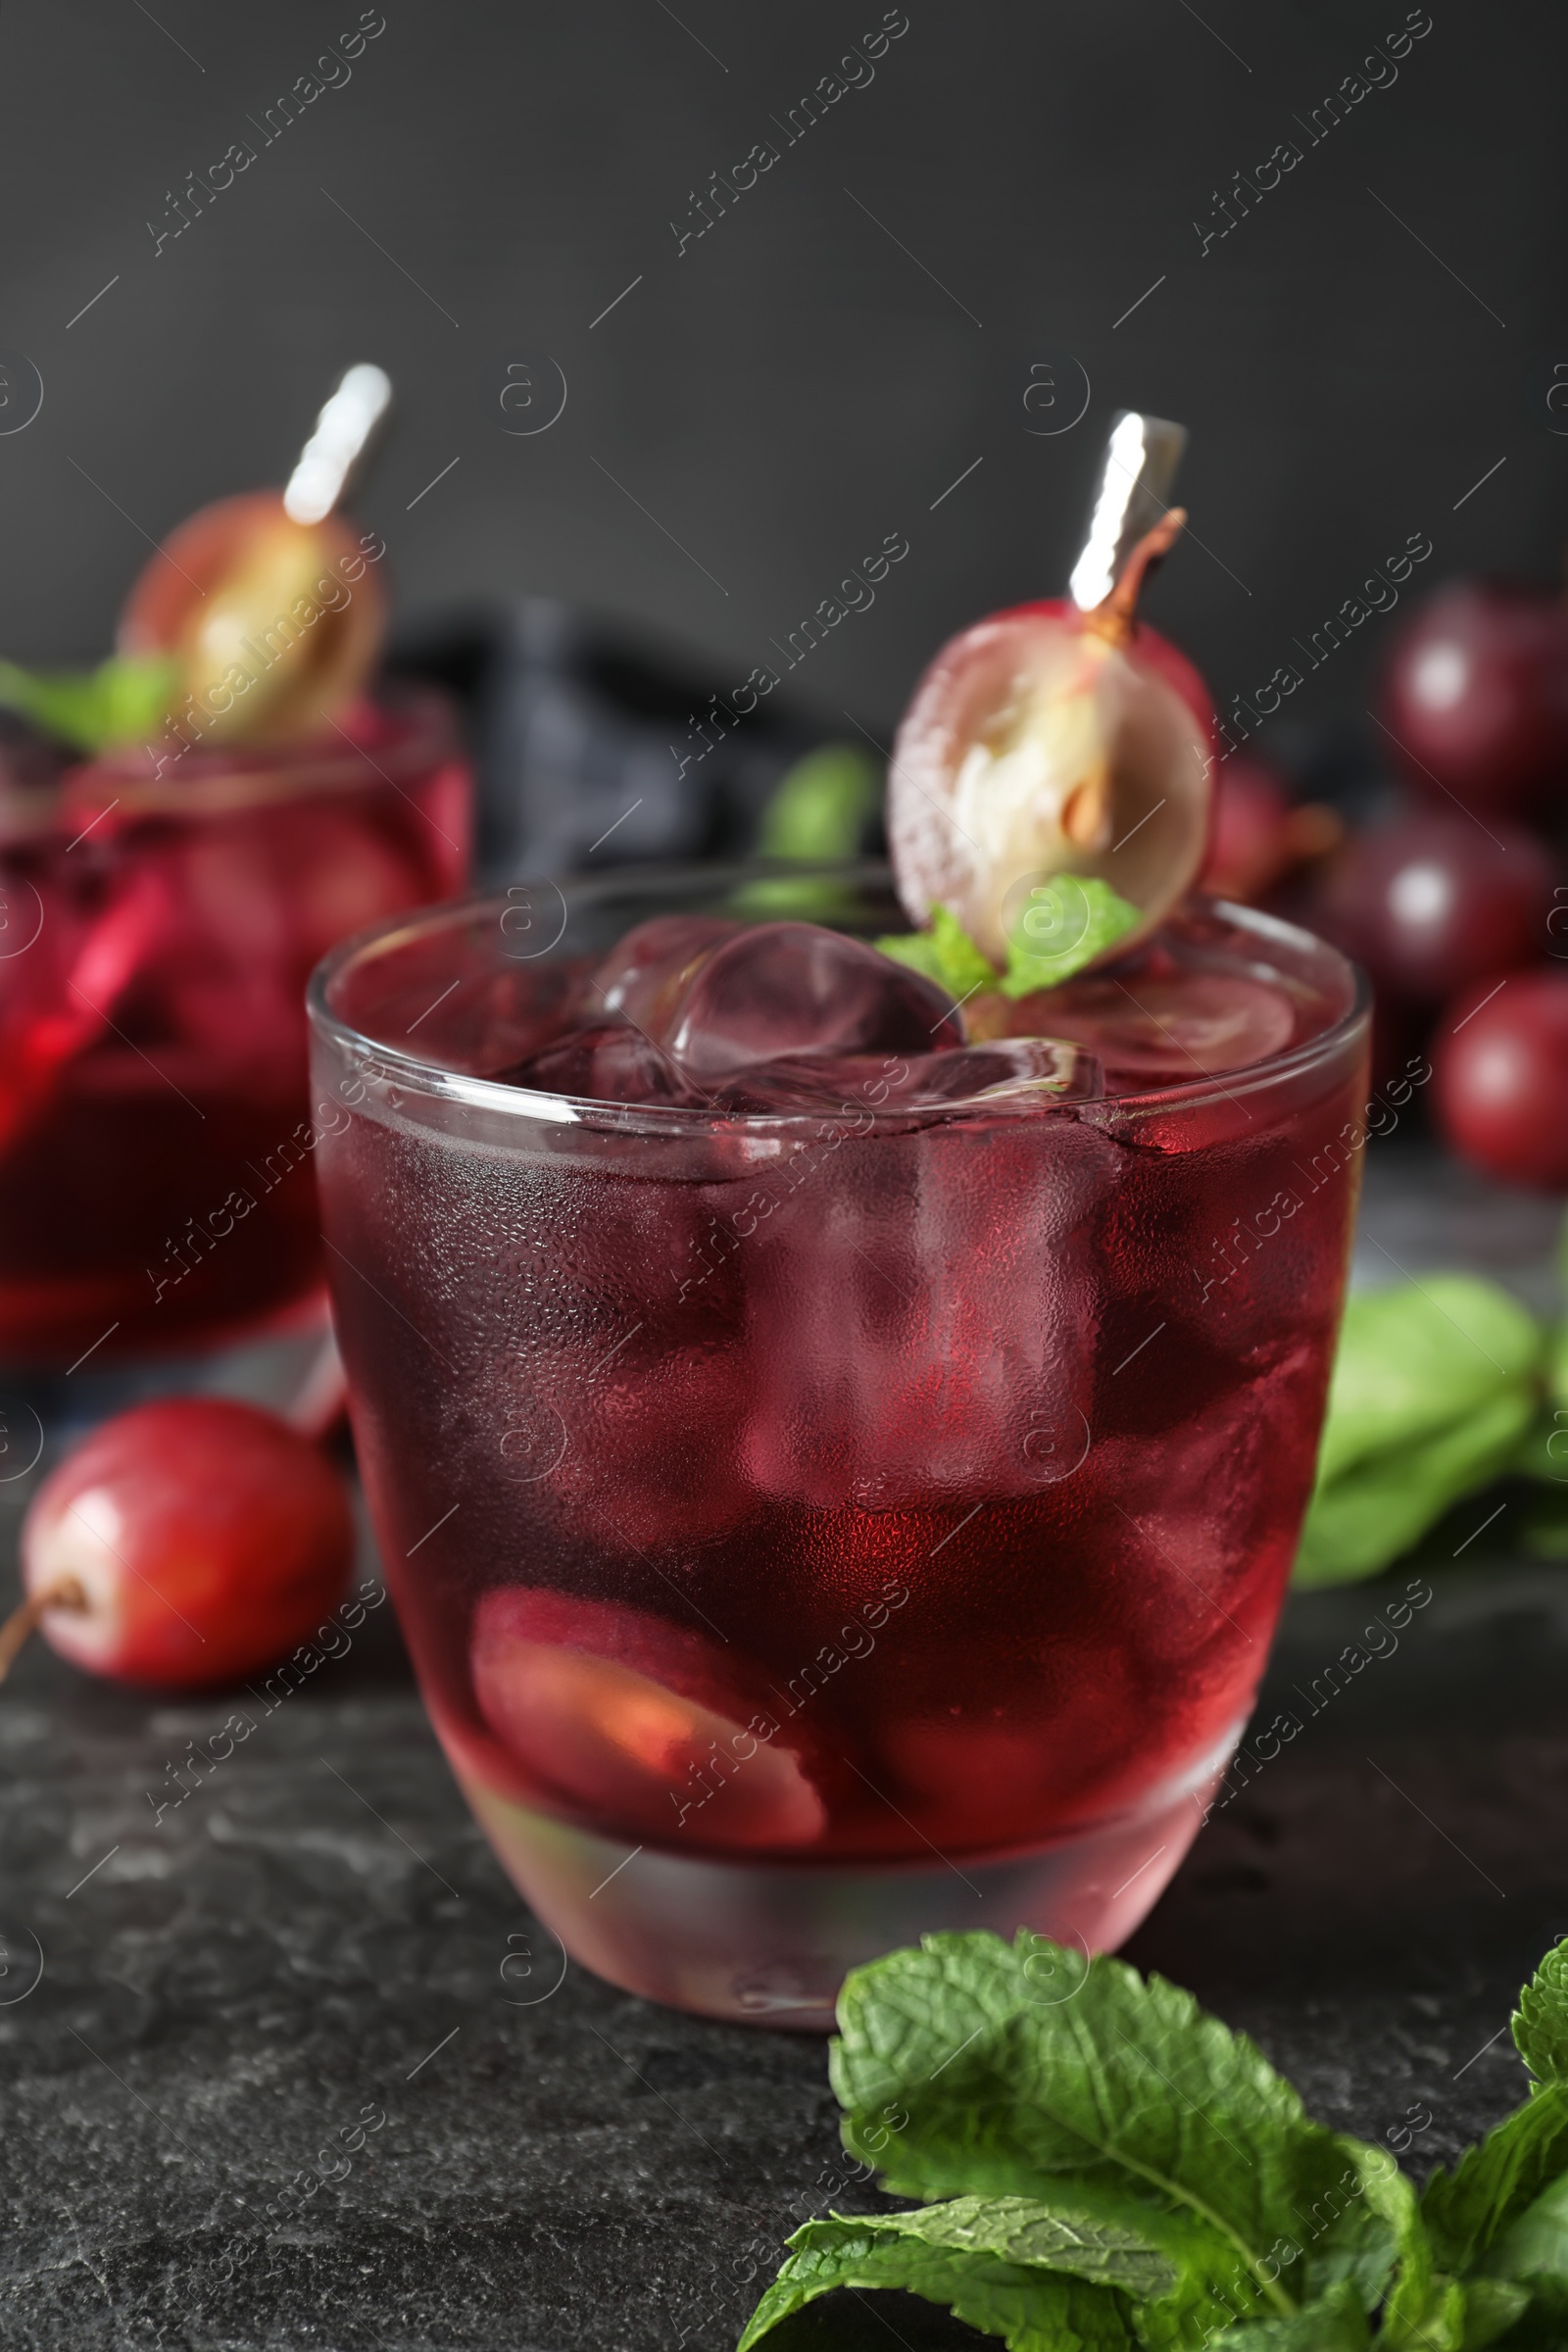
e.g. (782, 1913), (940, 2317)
(1017, 970), (1296, 1089)
(491, 1022), (696, 1105)
(736, 1107), (1123, 1509)
(663, 922), (963, 1082)
(710, 1038), (1101, 1115)
(435, 1134), (760, 1555)
(533, 1319), (757, 1553)
(588, 913), (740, 1032)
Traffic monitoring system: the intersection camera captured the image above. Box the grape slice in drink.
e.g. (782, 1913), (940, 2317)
(1021, 968), (1297, 1088)
(469, 1587), (827, 1848)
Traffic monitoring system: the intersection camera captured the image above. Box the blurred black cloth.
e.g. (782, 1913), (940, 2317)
(390, 599), (873, 886)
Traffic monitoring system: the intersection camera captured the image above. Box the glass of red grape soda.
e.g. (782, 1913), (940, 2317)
(309, 858), (1368, 2025)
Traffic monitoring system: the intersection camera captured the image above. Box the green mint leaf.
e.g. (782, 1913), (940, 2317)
(0, 655), (178, 755)
(729, 876), (862, 921)
(1294, 1387), (1536, 1587)
(1516, 1936), (1568, 2087)
(1362, 2163), (1525, 2352)
(1296, 1278), (1543, 1584)
(1520, 1489), (1568, 1560)
(999, 875), (1143, 996)
(849, 2193), (1179, 2295)
(1476, 2174), (1568, 2335)
(1449, 2275), (1537, 2347)
(735, 2212), (1136, 2351)
(1517, 1327), (1568, 1493)
(1512, 1410), (1568, 1493)
(1338, 2144), (1446, 2349)
(1313, 1280), (1543, 1492)
(1210, 2278), (1372, 2348)
(877, 904), (1000, 999)
(1422, 2092), (1568, 2281)
(1547, 1321), (1568, 1413)
(757, 743), (881, 862)
(829, 1932), (1406, 2335)
(97, 655), (179, 749)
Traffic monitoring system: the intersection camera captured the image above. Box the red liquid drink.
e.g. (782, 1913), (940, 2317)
(311, 870), (1368, 2023)
(0, 696), (467, 1365)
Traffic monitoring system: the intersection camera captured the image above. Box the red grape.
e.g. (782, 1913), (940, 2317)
(19, 1398), (356, 1688)
(1432, 970), (1568, 1190)
(1381, 579), (1568, 813)
(1200, 755), (1342, 904)
(1317, 815), (1559, 1004)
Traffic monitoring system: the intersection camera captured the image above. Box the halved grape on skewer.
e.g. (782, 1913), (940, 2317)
(117, 366), (393, 748)
(888, 506), (1212, 976)
(118, 489), (385, 748)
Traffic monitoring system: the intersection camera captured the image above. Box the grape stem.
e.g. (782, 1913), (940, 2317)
(0, 1577), (87, 1685)
(1084, 508), (1188, 647)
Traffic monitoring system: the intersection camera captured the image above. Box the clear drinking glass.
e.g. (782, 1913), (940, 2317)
(0, 693), (468, 1418)
(309, 865), (1368, 2026)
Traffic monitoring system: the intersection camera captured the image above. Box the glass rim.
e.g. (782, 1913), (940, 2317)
(307, 859), (1372, 1134)
(0, 685), (459, 841)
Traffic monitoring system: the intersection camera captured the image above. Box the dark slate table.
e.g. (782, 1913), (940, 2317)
(3, 1140), (1566, 2352)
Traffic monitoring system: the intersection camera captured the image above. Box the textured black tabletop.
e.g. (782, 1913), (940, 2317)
(3, 1143), (1566, 2352)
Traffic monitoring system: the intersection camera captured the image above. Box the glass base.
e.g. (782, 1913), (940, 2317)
(0, 1291), (345, 1484)
(460, 1749), (1229, 2028)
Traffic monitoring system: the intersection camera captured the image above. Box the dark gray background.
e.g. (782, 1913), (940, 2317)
(0, 0), (1561, 742)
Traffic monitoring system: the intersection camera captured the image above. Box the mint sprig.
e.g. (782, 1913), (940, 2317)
(739, 1928), (1568, 2351)
(878, 880), (1143, 1004)
(0, 655), (178, 756)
